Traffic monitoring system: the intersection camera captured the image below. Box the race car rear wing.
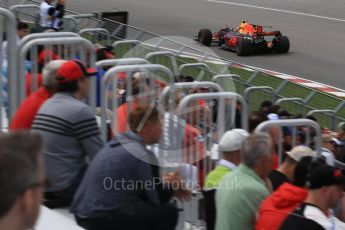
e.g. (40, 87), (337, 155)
(253, 24), (281, 36)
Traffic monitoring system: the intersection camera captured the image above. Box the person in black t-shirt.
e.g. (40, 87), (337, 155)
(268, 146), (316, 191)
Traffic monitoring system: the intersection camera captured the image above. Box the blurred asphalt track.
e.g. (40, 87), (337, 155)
(68, 0), (345, 89)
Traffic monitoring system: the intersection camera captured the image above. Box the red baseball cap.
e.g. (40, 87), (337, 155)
(56, 60), (97, 83)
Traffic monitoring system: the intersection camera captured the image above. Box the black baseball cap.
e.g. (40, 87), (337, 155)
(308, 165), (345, 189)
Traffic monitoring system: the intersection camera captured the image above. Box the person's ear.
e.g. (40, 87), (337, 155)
(18, 189), (35, 216)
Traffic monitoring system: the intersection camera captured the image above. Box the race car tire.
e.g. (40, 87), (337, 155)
(198, 29), (212, 46)
(274, 36), (290, 53)
(236, 38), (251, 56)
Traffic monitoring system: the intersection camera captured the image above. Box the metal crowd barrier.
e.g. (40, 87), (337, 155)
(175, 91), (247, 228)
(145, 51), (180, 75)
(212, 74), (242, 93)
(244, 86), (276, 111)
(9, 4), (39, 23)
(275, 97), (306, 116)
(78, 28), (112, 46)
(100, 64), (175, 141)
(255, 119), (322, 163)
(179, 63), (212, 82)
(0, 7), (17, 122)
(160, 81), (224, 109)
(96, 58), (149, 69)
(63, 14), (101, 32)
(307, 109), (337, 131)
(18, 36), (96, 108)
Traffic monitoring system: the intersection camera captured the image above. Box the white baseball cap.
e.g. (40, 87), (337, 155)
(219, 129), (249, 152)
(286, 146), (316, 162)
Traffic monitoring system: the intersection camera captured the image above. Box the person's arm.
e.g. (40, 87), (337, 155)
(47, 7), (55, 20)
(75, 106), (104, 160)
(54, 0), (65, 18)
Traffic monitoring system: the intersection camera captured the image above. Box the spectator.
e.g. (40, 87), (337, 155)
(260, 100), (273, 116)
(278, 110), (292, 119)
(321, 133), (337, 166)
(71, 104), (191, 230)
(249, 111), (268, 133)
(25, 48), (60, 96)
(268, 146), (316, 191)
(10, 60), (65, 130)
(1, 21), (29, 67)
(1, 22), (29, 107)
(215, 132), (273, 230)
(280, 165), (345, 230)
(94, 44), (116, 107)
(39, 0), (65, 31)
(205, 129), (249, 189)
(268, 125), (282, 170)
(256, 156), (314, 230)
(115, 72), (151, 134)
(203, 129), (248, 230)
(0, 131), (44, 230)
(336, 123), (345, 162)
(32, 60), (103, 208)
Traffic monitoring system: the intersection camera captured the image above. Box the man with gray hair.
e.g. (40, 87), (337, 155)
(10, 60), (65, 130)
(215, 132), (273, 230)
(0, 131), (45, 230)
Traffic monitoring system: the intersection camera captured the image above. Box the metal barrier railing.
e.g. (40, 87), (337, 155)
(179, 63), (212, 81)
(177, 92), (248, 145)
(244, 86), (276, 111)
(17, 32), (81, 106)
(212, 74), (242, 93)
(0, 7), (17, 121)
(113, 40), (144, 58)
(160, 82), (224, 108)
(100, 64), (175, 141)
(275, 98), (306, 115)
(159, 81), (226, 141)
(255, 119), (322, 162)
(18, 36), (97, 108)
(63, 14), (101, 32)
(9, 4), (39, 23)
(145, 51), (180, 75)
(254, 118), (345, 169)
(307, 109), (337, 130)
(176, 92), (247, 228)
(95, 58), (150, 69)
(78, 28), (112, 46)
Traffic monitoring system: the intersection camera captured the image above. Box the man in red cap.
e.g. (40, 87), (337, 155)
(32, 59), (103, 208)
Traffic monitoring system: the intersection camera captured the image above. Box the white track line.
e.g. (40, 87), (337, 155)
(204, 0), (345, 23)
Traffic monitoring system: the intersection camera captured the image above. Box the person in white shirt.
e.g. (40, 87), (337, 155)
(1, 22), (29, 108)
(321, 133), (337, 166)
(39, 0), (65, 31)
(1, 21), (29, 67)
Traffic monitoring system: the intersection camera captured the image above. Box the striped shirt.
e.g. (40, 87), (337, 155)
(32, 92), (103, 192)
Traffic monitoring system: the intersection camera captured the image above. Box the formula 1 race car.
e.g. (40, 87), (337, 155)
(194, 20), (290, 56)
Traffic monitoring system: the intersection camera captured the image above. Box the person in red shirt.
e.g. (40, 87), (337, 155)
(10, 60), (66, 130)
(256, 153), (315, 230)
(26, 49), (60, 96)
